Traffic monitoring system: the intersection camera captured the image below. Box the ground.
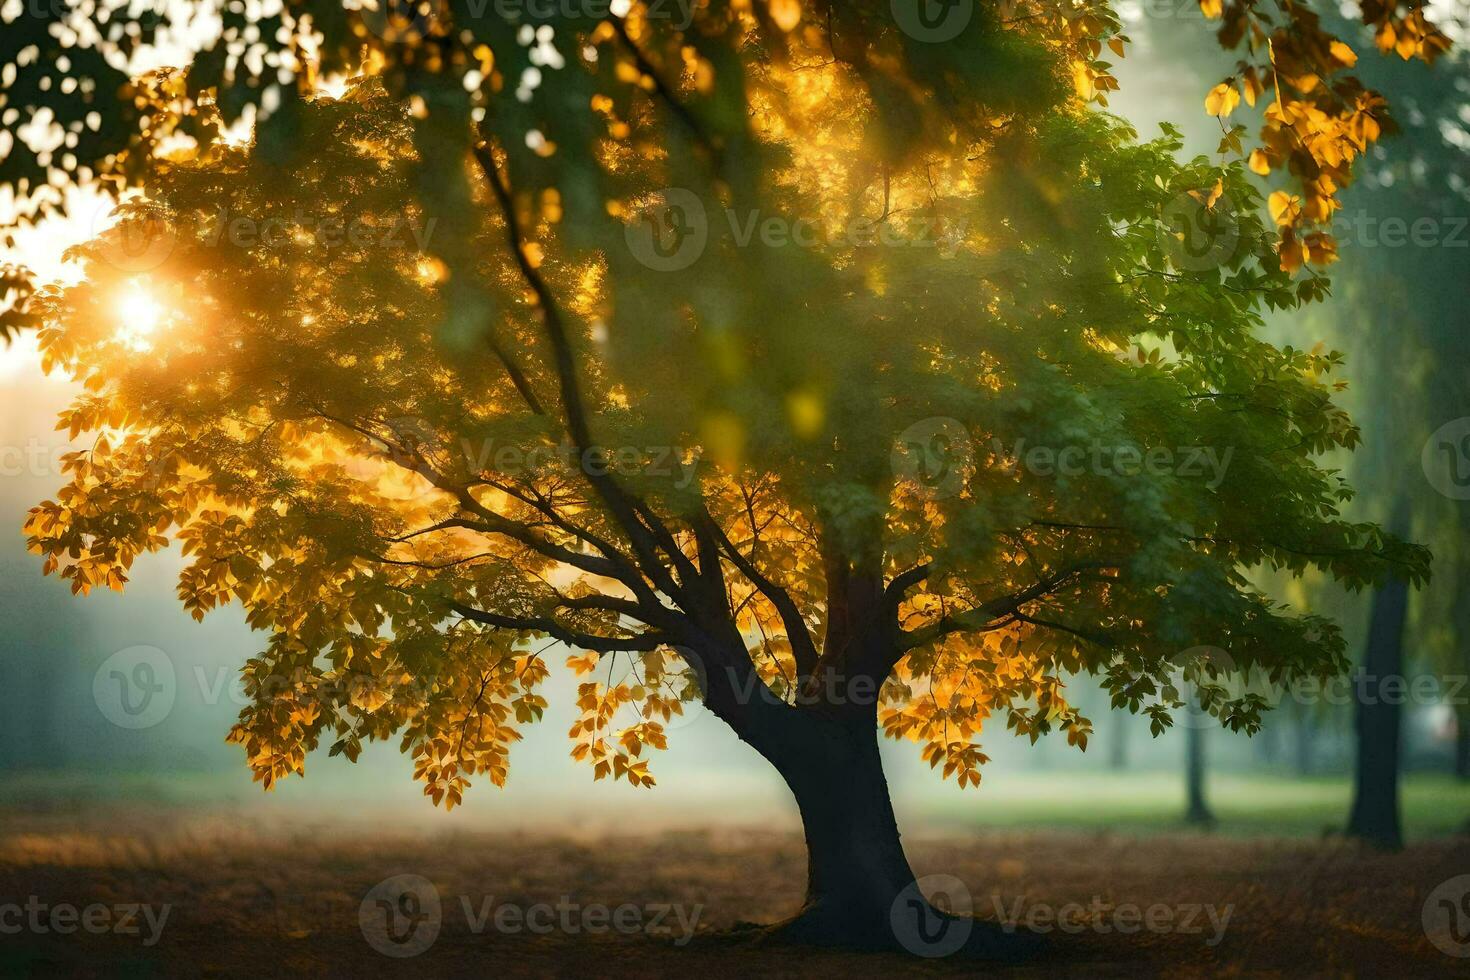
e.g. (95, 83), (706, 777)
(3, 776), (1469, 977)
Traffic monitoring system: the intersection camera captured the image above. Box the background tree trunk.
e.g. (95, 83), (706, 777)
(1294, 713), (1315, 777)
(1346, 558), (1410, 850)
(1455, 708), (1470, 781)
(1110, 711), (1128, 770)
(1184, 696), (1215, 826)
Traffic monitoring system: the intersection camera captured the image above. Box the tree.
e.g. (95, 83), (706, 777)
(15, 0), (1443, 954)
(1293, 9), (1470, 828)
(1184, 693), (1216, 826)
(1346, 497), (1410, 848)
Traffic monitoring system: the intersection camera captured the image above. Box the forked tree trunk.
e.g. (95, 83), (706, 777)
(1346, 561), (1409, 850)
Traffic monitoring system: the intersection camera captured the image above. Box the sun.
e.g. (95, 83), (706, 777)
(114, 283), (166, 352)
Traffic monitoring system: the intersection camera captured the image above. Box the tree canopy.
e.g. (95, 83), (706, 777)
(21, 4), (1435, 808)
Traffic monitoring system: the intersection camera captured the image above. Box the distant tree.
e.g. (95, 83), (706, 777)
(1299, 10), (1470, 837)
(1347, 500), (1410, 847)
(1184, 694), (1216, 826)
(16, 0), (1444, 953)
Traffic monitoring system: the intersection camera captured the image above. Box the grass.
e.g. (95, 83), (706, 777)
(9, 766), (1470, 842)
(925, 770), (1470, 840)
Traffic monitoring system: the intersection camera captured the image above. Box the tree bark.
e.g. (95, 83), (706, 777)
(1455, 709), (1470, 781)
(769, 716), (920, 947)
(1346, 561), (1409, 850)
(1294, 713), (1314, 777)
(751, 712), (1028, 958)
(1184, 697), (1215, 826)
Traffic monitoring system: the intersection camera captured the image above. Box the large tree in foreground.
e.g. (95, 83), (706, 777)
(20, 1), (1439, 954)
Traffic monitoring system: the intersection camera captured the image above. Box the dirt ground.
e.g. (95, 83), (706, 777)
(1, 800), (1467, 978)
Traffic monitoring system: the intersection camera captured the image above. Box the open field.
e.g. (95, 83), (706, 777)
(2, 779), (1469, 977)
(10, 768), (1470, 838)
(927, 771), (1470, 839)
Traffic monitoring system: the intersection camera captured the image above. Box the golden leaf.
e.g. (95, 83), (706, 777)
(1204, 82), (1240, 117)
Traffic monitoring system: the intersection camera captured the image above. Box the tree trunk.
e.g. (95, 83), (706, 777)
(1455, 709), (1470, 781)
(1294, 713), (1314, 777)
(1110, 711), (1128, 770)
(772, 718), (921, 947)
(1253, 719), (1278, 766)
(1184, 697), (1215, 826)
(747, 709), (1028, 958)
(1346, 564), (1409, 850)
